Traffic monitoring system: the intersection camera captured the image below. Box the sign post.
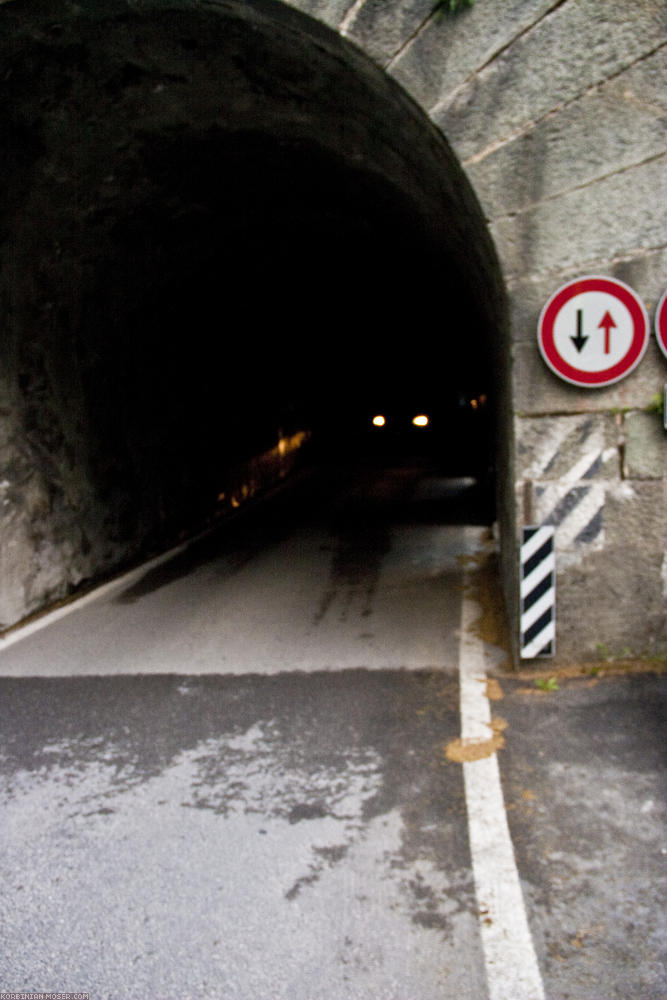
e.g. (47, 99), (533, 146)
(538, 276), (649, 388)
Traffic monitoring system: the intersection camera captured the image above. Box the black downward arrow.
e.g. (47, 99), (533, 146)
(571, 308), (588, 352)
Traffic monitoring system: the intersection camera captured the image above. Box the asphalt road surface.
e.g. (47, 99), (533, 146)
(0, 463), (665, 1000)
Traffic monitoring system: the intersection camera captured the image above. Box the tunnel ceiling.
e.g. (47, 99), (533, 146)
(0, 0), (504, 587)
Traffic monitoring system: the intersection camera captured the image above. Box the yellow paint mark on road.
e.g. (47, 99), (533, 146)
(484, 678), (504, 701)
(445, 717), (507, 763)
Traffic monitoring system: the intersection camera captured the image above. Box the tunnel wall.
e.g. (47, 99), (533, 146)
(0, 0), (503, 631)
(299, 0), (667, 663)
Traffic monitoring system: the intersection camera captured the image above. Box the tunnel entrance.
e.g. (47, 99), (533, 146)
(0, 0), (508, 627)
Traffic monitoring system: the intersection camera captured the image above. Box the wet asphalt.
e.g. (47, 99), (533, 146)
(1, 669), (486, 999)
(0, 462), (665, 999)
(499, 670), (667, 1000)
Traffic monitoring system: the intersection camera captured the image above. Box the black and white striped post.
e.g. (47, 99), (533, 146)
(520, 525), (555, 658)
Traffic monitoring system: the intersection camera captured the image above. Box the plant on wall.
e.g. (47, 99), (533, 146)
(646, 391), (665, 419)
(432, 0), (475, 15)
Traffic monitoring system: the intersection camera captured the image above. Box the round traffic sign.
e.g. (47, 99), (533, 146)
(538, 276), (649, 387)
(655, 289), (667, 361)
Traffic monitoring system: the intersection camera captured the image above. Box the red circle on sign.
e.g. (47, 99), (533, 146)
(538, 275), (649, 387)
(655, 289), (667, 360)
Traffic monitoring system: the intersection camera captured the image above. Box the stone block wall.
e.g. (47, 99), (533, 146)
(427, 0), (667, 661)
(289, 0), (667, 661)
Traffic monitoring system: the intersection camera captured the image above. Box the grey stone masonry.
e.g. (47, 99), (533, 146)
(623, 411), (666, 480)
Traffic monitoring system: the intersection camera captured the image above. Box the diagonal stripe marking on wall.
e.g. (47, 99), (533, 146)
(521, 554), (555, 599)
(521, 620), (555, 659)
(521, 588), (555, 633)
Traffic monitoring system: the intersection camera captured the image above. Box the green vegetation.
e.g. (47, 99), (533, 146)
(594, 643), (667, 669)
(432, 0), (475, 16)
(596, 642), (633, 663)
(534, 676), (559, 692)
(645, 392), (665, 418)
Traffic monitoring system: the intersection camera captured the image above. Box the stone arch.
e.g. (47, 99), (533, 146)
(0, 0), (507, 628)
(2, 0), (665, 662)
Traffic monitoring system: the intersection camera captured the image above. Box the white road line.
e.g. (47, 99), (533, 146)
(0, 539), (191, 652)
(458, 540), (545, 1000)
(0, 472), (314, 655)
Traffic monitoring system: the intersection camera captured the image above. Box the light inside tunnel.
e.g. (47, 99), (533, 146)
(372, 416), (387, 428)
(412, 415), (429, 427)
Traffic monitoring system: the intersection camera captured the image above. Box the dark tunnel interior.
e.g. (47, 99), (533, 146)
(0, 0), (508, 621)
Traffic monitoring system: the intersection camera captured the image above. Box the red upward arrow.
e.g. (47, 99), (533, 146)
(598, 310), (616, 354)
